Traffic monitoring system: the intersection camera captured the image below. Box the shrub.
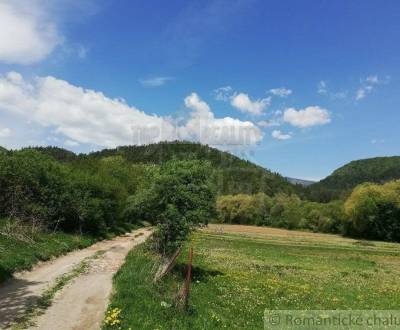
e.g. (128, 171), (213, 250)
(216, 193), (272, 225)
(0, 150), (128, 235)
(344, 181), (400, 242)
(0, 150), (72, 228)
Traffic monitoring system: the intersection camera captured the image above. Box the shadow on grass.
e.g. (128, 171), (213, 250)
(173, 264), (224, 282)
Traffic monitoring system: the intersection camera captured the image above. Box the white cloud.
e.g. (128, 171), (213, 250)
(318, 80), (347, 99)
(269, 87), (292, 98)
(283, 106), (331, 128)
(332, 91), (347, 99)
(355, 88), (367, 100)
(0, 1), (62, 64)
(365, 75), (379, 84)
(271, 130), (291, 140)
(64, 139), (80, 147)
(0, 72), (176, 147)
(139, 76), (174, 87)
(182, 93), (263, 146)
(213, 86), (233, 101)
(0, 127), (11, 138)
(0, 72), (263, 149)
(230, 93), (270, 115)
(355, 75), (390, 101)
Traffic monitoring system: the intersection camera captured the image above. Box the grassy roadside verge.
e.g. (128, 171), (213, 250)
(0, 218), (138, 283)
(0, 219), (94, 283)
(104, 225), (400, 330)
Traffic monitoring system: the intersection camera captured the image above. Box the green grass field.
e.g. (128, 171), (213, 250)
(105, 224), (400, 329)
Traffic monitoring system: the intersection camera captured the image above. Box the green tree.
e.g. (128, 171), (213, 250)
(344, 181), (400, 241)
(127, 159), (216, 256)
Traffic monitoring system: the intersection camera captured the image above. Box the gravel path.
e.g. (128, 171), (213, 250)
(0, 228), (152, 329)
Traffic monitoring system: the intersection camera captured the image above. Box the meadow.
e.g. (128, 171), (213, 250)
(105, 224), (400, 329)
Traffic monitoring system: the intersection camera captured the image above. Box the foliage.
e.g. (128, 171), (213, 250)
(217, 193), (272, 226)
(0, 149), (74, 228)
(216, 192), (345, 233)
(0, 149), (132, 235)
(344, 180), (400, 242)
(307, 156), (400, 202)
(87, 141), (298, 196)
(126, 159), (216, 256)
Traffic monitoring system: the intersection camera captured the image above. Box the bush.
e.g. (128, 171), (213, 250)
(216, 193), (272, 225)
(0, 150), (72, 228)
(0, 150), (128, 235)
(344, 181), (400, 242)
(126, 159), (216, 256)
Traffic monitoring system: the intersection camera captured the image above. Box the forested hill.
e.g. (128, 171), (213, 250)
(27, 142), (298, 196)
(88, 142), (297, 195)
(307, 156), (400, 201)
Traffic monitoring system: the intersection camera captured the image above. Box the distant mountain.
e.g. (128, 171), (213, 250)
(307, 156), (400, 201)
(285, 177), (315, 187)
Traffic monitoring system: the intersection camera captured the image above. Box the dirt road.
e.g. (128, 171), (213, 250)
(0, 228), (152, 330)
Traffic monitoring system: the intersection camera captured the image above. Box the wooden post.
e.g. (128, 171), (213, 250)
(183, 247), (193, 307)
(176, 246), (193, 309)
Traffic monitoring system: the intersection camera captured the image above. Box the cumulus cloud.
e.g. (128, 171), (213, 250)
(230, 93), (270, 115)
(0, 1), (62, 64)
(283, 106), (331, 128)
(181, 93), (263, 146)
(269, 87), (292, 98)
(139, 76), (174, 87)
(0, 127), (11, 138)
(271, 130), (291, 140)
(0, 72), (176, 147)
(0, 72), (262, 149)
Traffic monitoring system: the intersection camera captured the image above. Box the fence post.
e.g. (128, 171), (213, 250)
(176, 246), (193, 309)
(183, 247), (193, 307)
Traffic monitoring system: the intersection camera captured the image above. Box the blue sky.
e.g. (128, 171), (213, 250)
(0, 0), (399, 180)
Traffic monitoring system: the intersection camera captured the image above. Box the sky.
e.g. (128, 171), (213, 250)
(0, 0), (399, 180)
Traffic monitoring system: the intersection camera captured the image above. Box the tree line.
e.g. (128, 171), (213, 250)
(216, 179), (400, 242)
(1, 143), (400, 248)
